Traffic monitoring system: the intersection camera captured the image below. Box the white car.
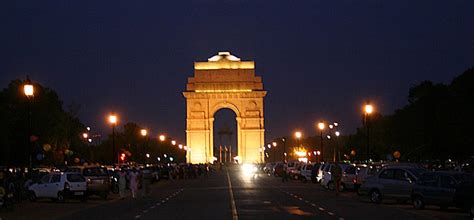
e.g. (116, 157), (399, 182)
(28, 172), (87, 202)
(299, 163), (315, 182)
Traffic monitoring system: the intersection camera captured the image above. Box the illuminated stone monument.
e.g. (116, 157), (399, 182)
(183, 52), (266, 164)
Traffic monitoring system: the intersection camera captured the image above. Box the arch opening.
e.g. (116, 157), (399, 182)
(213, 108), (238, 163)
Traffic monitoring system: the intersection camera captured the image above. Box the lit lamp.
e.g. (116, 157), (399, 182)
(108, 114), (118, 165)
(317, 122), (325, 162)
(364, 102), (374, 160)
(272, 142), (277, 163)
(171, 140), (176, 146)
(24, 77), (34, 169)
(82, 133), (88, 139)
(140, 129), (148, 162)
(159, 135), (166, 142)
(281, 137), (287, 163)
(140, 129), (148, 137)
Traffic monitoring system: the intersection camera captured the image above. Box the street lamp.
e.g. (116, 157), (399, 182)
(171, 140), (176, 146)
(140, 129), (148, 137)
(24, 77), (34, 169)
(364, 102), (374, 160)
(140, 129), (148, 162)
(159, 134), (166, 142)
(272, 142), (277, 163)
(318, 122), (325, 162)
(82, 133), (88, 139)
(334, 131), (340, 162)
(108, 114), (118, 165)
(282, 137), (287, 163)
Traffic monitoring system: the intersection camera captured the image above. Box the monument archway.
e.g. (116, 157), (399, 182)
(183, 52), (266, 164)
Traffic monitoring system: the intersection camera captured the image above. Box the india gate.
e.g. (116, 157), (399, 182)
(183, 52), (266, 164)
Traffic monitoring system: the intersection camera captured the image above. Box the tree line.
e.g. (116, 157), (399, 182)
(0, 79), (185, 166)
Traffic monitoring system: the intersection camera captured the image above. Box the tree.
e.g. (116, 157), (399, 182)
(0, 79), (87, 166)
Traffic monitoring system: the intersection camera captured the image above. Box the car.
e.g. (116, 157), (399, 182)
(354, 164), (382, 189)
(82, 166), (110, 199)
(358, 165), (426, 203)
(273, 163), (285, 177)
(453, 178), (474, 218)
(289, 163), (304, 180)
(341, 165), (358, 190)
(411, 171), (474, 214)
(263, 163), (275, 175)
(299, 163), (315, 183)
(320, 163), (349, 190)
(28, 172), (87, 202)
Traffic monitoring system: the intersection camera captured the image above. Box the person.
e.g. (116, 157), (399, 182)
(128, 168), (139, 199)
(118, 169), (127, 199)
(282, 163), (289, 182)
(331, 162), (342, 196)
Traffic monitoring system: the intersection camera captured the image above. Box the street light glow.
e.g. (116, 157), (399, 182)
(108, 114), (117, 124)
(140, 129), (148, 136)
(335, 131), (340, 136)
(318, 122), (325, 130)
(365, 104), (373, 114)
(294, 131), (302, 139)
(272, 142), (277, 147)
(267, 144), (271, 149)
(146, 153), (150, 158)
(171, 140), (176, 145)
(82, 133), (88, 139)
(24, 84), (34, 97)
(179, 144), (183, 149)
(159, 134), (166, 141)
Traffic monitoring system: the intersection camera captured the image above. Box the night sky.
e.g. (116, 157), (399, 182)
(1, 1), (472, 145)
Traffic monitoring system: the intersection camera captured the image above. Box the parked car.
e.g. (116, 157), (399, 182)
(82, 166), (110, 199)
(299, 163), (315, 182)
(341, 165), (358, 190)
(28, 172), (87, 202)
(354, 164), (382, 189)
(263, 163), (275, 176)
(273, 163), (285, 177)
(358, 165), (426, 203)
(454, 178), (474, 218)
(289, 163), (304, 180)
(320, 163), (349, 190)
(411, 171), (474, 215)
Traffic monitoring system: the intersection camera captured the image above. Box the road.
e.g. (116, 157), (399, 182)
(1, 165), (470, 220)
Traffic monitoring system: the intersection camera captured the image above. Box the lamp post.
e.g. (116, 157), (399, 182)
(24, 77), (34, 169)
(318, 122), (325, 162)
(282, 137), (287, 163)
(140, 129), (148, 163)
(364, 103), (373, 161)
(108, 114), (118, 165)
(294, 132), (302, 163)
(334, 131), (340, 162)
(272, 142), (277, 163)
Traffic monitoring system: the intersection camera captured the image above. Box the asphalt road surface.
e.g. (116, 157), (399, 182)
(1, 165), (470, 220)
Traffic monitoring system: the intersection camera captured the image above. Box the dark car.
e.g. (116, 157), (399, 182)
(159, 166), (170, 180)
(273, 163), (284, 177)
(412, 171), (474, 215)
(82, 166), (110, 199)
(454, 180), (474, 217)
